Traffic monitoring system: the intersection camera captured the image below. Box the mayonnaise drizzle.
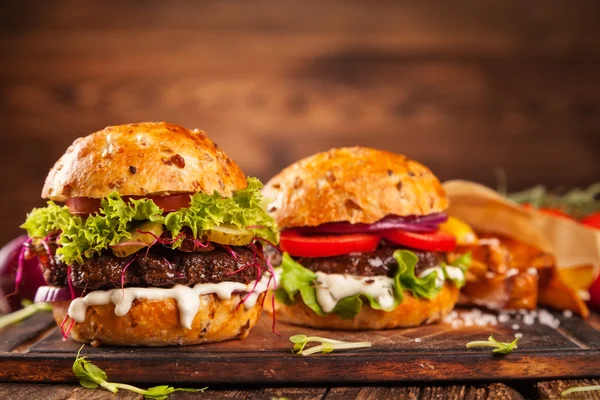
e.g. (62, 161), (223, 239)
(272, 265), (465, 313)
(314, 272), (396, 313)
(68, 274), (275, 330)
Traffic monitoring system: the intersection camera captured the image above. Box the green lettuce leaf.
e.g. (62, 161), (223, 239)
(21, 177), (278, 265)
(276, 249), (464, 320)
(394, 250), (442, 299)
(164, 177), (277, 245)
(276, 253), (325, 316)
(20, 202), (72, 238)
(277, 251), (417, 320)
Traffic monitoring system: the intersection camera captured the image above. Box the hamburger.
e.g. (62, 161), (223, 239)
(21, 122), (278, 346)
(263, 147), (469, 329)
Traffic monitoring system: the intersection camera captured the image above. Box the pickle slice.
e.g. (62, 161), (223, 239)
(204, 224), (254, 246)
(110, 221), (164, 257)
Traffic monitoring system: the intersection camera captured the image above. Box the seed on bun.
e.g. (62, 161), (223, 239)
(263, 147), (448, 229)
(264, 147), (464, 330)
(22, 122), (278, 346)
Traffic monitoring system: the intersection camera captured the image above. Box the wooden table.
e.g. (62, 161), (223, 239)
(1, 380), (600, 399)
(1, 310), (599, 399)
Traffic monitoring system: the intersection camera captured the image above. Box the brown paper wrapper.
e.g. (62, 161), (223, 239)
(443, 180), (600, 277)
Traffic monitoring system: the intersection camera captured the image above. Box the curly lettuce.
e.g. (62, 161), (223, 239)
(276, 249), (468, 320)
(21, 177), (278, 265)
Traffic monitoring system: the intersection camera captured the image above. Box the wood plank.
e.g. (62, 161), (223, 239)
(325, 386), (420, 400)
(28, 310), (580, 355)
(0, 383), (141, 399)
(261, 387), (328, 400)
(0, 310), (598, 384)
(0, 312), (54, 352)
(537, 379), (600, 399)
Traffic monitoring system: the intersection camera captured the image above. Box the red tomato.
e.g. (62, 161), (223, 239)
(380, 230), (457, 252)
(589, 272), (600, 311)
(66, 198), (101, 215)
(581, 212), (600, 230)
(66, 194), (193, 215)
(279, 231), (380, 258)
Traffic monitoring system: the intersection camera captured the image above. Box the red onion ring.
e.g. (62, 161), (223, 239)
(34, 286), (82, 303)
(292, 213), (447, 235)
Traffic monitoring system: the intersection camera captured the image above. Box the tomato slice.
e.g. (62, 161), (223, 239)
(380, 229), (457, 252)
(279, 231), (380, 258)
(66, 198), (101, 215)
(581, 212), (600, 230)
(66, 193), (193, 215)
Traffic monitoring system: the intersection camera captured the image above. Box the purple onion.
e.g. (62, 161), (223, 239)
(293, 213), (447, 235)
(34, 286), (83, 303)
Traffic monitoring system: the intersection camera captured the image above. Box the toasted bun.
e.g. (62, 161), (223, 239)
(265, 284), (458, 330)
(52, 293), (264, 347)
(42, 122), (247, 201)
(263, 147), (448, 228)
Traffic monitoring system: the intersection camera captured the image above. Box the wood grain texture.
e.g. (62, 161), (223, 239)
(0, 1), (599, 246)
(537, 379), (600, 399)
(0, 382), (538, 399)
(325, 386), (420, 400)
(0, 383), (142, 399)
(0, 310), (599, 385)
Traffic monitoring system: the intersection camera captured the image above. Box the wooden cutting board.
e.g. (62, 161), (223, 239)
(0, 309), (599, 384)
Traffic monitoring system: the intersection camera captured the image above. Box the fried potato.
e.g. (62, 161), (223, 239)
(454, 233), (589, 317)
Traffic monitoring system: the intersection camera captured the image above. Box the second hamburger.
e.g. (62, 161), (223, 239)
(264, 147), (469, 329)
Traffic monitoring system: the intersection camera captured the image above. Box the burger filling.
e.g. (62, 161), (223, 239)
(21, 178), (279, 332)
(272, 214), (470, 320)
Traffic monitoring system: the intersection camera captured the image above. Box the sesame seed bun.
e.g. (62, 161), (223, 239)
(263, 147), (448, 228)
(42, 122), (247, 201)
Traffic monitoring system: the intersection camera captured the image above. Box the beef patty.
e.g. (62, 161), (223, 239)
(296, 248), (442, 277)
(43, 246), (263, 290)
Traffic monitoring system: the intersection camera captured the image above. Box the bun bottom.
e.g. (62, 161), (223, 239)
(265, 284), (458, 330)
(52, 293), (265, 347)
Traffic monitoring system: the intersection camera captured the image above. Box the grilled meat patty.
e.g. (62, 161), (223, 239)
(43, 246), (263, 290)
(297, 248), (442, 277)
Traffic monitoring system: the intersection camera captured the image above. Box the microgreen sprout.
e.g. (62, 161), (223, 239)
(0, 300), (52, 330)
(73, 345), (206, 399)
(466, 335), (520, 355)
(561, 384), (600, 397)
(289, 334), (372, 356)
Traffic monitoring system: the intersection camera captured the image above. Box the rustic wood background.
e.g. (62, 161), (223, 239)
(0, 1), (599, 246)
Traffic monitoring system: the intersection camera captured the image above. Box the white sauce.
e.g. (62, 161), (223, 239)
(314, 272), (395, 313)
(419, 267), (445, 288)
(68, 274), (275, 330)
(271, 264), (466, 314)
(444, 266), (465, 282)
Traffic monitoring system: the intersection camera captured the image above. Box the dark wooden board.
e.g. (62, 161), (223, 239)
(0, 308), (598, 385)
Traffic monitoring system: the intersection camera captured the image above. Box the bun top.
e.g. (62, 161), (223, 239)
(42, 122), (247, 201)
(263, 147), (448, 228)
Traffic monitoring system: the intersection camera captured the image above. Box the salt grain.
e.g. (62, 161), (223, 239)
(523, 314), (535, 325)
(562, 310), (573, 318)
(515, 333), (523, 339)
(512, 323), (520, 330)
(498, 313), (510, 323)
(415, 338), (422, 343)
(527, 267), (538, 276)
